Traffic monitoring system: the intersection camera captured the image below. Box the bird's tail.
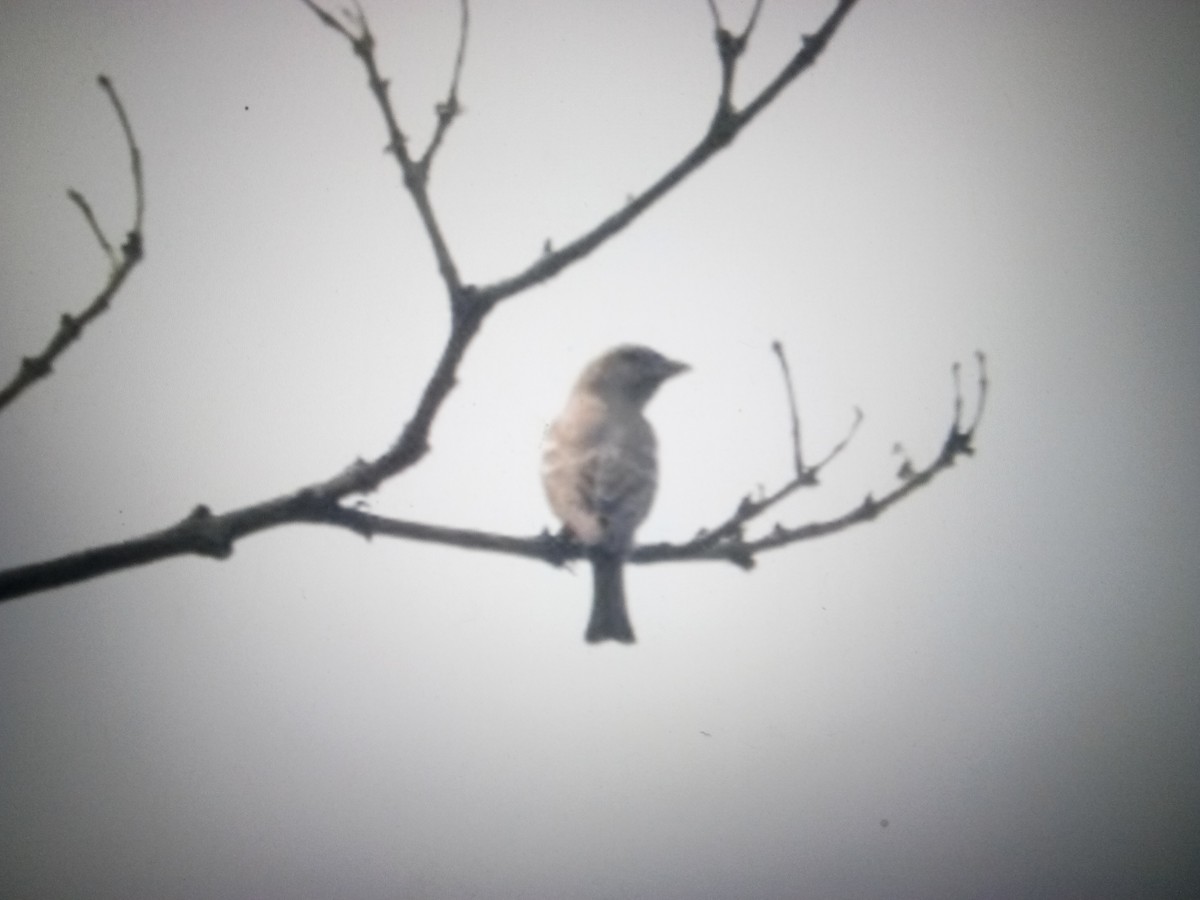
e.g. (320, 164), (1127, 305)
(587, 549), (635, 644)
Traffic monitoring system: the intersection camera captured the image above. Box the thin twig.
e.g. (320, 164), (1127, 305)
(705, 0), (722, 31)
(743, 0), (765, 44)
(771, 340), (804, 475)
(477, 0), (860, 307)
(302, 0), (464, 298)
(737, 0), (856, 127)
(67, 189), (118, 268)
(0, 76), (144, 415)
(419, 0), (469, 174)
(0, 352), (987, 601)
(636, 355), (989, 567)
(809, 406), (863, 474)
(970, 351), (989, 432)
(298, 0), (355, 39)
(2, 1), (868, 599)
(97, 74), (144, 233)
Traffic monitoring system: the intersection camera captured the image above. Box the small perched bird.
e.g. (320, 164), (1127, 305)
(542, 345), (689, 643)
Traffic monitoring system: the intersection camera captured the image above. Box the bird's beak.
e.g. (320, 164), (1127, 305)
(660, 358), (690, 379)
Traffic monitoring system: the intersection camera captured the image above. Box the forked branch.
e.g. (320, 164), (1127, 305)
(0, 76), (144, 414)
(2, 1), (976, 607)
(636, 352), (989, 567)
(300, 0), (465, 298)
(419, 0), (469, 177)
(476, 0), (859, 306)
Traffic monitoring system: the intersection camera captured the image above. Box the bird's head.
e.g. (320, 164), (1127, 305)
(578, 345), (689, 407)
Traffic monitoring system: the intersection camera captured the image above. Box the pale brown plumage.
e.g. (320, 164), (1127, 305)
(542, 345), (688, 643)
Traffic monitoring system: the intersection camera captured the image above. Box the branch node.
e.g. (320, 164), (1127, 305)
(59, 313), (80, 339)
(893, 443), (915, 481)
(335, 505), (376, 540)
(352, 33), (374, 58)
(451, 285), (487, 330)
(294, 487), (336, 519)
(728, 544), (756, 570)
(435, 96), (459, 123)
(180, 504), (232, 559)
(21, 356), (51, 379)
(716, 29), (743, 65)
(122, 230), (143, 262)
(538, 529), (578, 568)
(801, 32), (825, 52)
(708, 105), (739, 148)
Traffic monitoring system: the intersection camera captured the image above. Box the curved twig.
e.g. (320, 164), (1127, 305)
(477, 0), (858, 307)
(0, 76), (145, 415)
(418, 0), (469, 176)
(0, 353), (987, 600)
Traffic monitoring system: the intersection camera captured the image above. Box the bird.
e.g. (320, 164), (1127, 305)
(542, 345), (689, 643)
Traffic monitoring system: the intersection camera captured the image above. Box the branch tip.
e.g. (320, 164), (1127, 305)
(122, 230), (143, 262)
(771, 340), (805, 475)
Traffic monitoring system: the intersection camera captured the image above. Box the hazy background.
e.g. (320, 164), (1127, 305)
(2, 1), (1198, 897)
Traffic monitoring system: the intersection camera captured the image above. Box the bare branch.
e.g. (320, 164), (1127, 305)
(743, 0), (766, 45)
(475, 0), (860, 307)
(938, 350), (988, 464)
(738, 0), (857, 127)
(301, 0), (465, 300)
(67, 189), (118, 268)
(97, 74), (144, 234)
(706, 0), (764, 116)
(635, 354), (989, 568)
(704, 0), (722, 31)
(418, 0), (469, 175)
(298, 0), (356, 40)
(291, 0), (860, 493)
(0, 497), (570, 602)
(0, 352), (986, 603)
(970, 350), (989, 432)
(809, 405), (863, 474)
(0, 76), (145, 415)
(2, 2), (878, 600)
(771, 340), (805, 475)
(662, 341), (860, 561)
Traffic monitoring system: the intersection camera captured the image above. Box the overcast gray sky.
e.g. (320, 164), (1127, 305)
(2, 1), (1198, 898)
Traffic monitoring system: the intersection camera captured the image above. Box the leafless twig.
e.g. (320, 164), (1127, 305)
(418, 0), (468, 177)
(302, 0), (464, 302)
(772, 340), (805, 474)
(0, 352), (986, 600)
(472, 0), (859, 306)
(1, 1), (925, 603)
(706, 0), (766, 119)
(0, 75), (144, 415)
(66, 189), (118, 268)
(635, 353), (988, 568)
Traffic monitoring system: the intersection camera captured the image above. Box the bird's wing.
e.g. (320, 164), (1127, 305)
(579, 428), (657, 552)
(541, 398), (658, 551)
